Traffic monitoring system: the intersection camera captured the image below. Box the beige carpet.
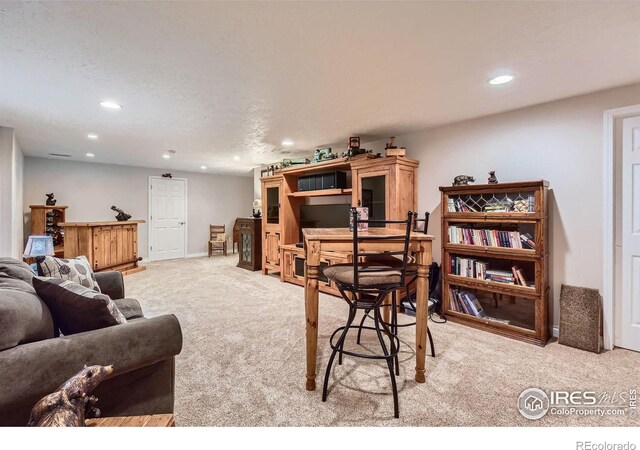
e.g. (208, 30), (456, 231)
(126, 256), (639, 426)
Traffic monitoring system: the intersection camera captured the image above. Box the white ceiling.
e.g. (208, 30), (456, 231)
(1, 1), (640, 176)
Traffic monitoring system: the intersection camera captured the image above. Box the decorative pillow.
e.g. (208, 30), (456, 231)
(216, 233), (227, 242)
(36, 256), (101, 292)
(32, 277), (126, 335)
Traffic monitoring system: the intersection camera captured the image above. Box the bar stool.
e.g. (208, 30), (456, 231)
(356, 212), (436, 375)
(321, 211), (414, 419)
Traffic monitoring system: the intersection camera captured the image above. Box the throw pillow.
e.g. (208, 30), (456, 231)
(36, 255), (101, 292)
(32, 277), (126, 335)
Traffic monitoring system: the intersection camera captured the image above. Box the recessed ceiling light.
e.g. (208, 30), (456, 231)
(86, 153), (95, 158)
(233, 155), (240, 161)
(488, 74), (515, 85)
(282, 139), (293, 146)
(87, 133), (98, 140)
(99, 100), (123, 109)
(163, 154), (171, 159)
(200, 165), (207, 170)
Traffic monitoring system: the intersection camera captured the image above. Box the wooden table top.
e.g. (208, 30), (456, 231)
(302, 227), (434, 241)
(85, 414), (174, 427)
(59, 220), (145, 227)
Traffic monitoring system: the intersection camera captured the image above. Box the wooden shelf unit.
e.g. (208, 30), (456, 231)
(287, 188), (353, 198)
(440, 180), (549, 346)
(260, 155), (419, 293)
(29, 205), (68, 257)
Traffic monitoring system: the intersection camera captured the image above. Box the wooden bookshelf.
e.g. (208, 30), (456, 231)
(439, 181), (549, 346)
(30, 205), (68, 257)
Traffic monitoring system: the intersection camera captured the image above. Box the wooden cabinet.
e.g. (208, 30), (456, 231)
(236, 217), (262, 271)
(280, 244), (351, 296)
(260, 175), (304, 275)
(259, 155), (419, 292)
(351, 156), (418, 226)
(29, 205), (68, 257)
(60, 220), (145, 275)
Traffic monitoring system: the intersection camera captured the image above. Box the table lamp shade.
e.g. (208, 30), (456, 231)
(252, 199), (262, 209)
(23, 235), (55, 258)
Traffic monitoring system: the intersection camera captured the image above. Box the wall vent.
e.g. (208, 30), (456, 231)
(48, 152), (72, 159)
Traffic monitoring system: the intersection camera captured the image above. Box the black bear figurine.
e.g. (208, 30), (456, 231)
(45, 193), (56, 206)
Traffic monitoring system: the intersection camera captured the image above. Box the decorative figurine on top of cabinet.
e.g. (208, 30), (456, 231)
(45, 193), (56, 206)
(312, 147), (336, 163)
(111, 206), (132, 222)
(161, 173), (172, 178)
(488, 171), (498, 184)
(452, 175), (475, 186)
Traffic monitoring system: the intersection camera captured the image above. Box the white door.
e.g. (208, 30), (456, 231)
(149, 177), (187, 261)
(619, 116), (640, 351)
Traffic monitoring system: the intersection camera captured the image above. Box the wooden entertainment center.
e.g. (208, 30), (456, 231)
(260, 154), (419, 296)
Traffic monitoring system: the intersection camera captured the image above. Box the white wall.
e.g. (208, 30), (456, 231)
(23, 158), (254, 259)
(362, 82), (640, 329)
(0, 126), (24, 259)
(250, 83), (640, 330)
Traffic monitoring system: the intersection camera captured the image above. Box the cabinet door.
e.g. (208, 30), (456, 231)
(240, 229), (253, 264)
(265, 232), (281, 266)
(265, 184), (281, 225)
(355, 170), (389, 227)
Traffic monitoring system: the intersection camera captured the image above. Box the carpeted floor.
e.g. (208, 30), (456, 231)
(126, 256), (639, 426)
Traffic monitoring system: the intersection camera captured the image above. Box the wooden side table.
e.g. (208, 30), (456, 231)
(86, 414), (175, 427)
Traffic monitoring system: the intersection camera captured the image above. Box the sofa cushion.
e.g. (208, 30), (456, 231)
(113, 298), (144, 320)
(32, 278), (126, 335)
(36, 255), (101, 292)
(0, 257), (35, 284)
(0, 274), (55, 351)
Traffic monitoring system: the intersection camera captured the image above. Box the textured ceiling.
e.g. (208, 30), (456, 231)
(1, 1), (640, 176)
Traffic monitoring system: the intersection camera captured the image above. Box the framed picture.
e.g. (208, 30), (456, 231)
(260, 169), (269, 178)
(349, 136), (360, 149)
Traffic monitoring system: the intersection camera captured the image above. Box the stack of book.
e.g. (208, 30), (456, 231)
(485, 269), (515, 284)
(449, 289), (486, 318)
(448, 226), (536, 250)
(450, 256), (487, 279)
(450, 256), (533, 288)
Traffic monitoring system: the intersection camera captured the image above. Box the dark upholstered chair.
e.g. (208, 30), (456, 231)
(0, 257), (182, 426)
(321, 211), (414, 419)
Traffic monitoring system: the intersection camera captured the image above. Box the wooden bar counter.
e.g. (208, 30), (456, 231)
(60, 220), (145, 275)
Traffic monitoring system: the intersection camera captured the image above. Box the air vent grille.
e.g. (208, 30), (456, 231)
(48, 153), (72, 159)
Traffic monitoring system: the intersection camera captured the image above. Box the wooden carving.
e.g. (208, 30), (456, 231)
(28, 365), (113, 427)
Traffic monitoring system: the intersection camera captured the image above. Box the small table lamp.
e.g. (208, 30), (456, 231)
(23, 235), (55, 273)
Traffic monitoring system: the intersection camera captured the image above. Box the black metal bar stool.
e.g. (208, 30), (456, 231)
(356, 212), (436, 375)
(321, 211), (414, 419)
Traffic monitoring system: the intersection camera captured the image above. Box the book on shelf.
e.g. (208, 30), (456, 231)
(448, 226), (534, 250)
(519, 233), (536, 250)
(449, 289), (486, 318)
(450, 256), (534, 288)
(448, 192), (536, 214)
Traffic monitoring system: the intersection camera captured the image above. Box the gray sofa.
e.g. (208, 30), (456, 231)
(0, 257), (183, 426)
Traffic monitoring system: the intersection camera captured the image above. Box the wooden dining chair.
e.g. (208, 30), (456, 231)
(208, 225), (227, 257)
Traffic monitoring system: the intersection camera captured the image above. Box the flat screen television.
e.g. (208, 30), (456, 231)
(299, 204), (351, 241)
